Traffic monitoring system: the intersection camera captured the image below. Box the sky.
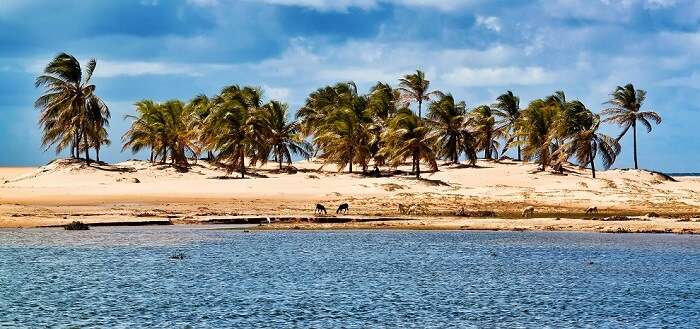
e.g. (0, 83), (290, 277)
(0, 0), (698, 172)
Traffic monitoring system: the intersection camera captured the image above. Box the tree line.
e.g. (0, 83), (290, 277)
(34, 53), (662, 179)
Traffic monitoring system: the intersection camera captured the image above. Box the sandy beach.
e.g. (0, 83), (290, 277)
(0, 158), (698, 233)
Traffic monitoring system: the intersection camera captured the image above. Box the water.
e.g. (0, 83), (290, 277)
(0, 227), (698, 328)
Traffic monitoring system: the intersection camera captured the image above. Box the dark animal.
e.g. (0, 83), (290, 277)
(585, 206), (598, 214)
(336, 203), (349, 214)
(315, 203), (327, 215)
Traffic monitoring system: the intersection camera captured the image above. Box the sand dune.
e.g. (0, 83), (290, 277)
(0, 158), (698, 231)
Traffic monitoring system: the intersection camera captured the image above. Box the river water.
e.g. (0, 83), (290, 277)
(0, 226), (698, 328)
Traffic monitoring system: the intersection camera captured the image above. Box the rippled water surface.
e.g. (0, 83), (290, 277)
(0, 227), (698, 328)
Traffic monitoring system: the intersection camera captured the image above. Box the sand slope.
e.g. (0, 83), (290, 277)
(0, 158), (698, 230)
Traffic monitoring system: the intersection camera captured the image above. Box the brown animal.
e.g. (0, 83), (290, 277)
(522, 206), (535, 218)
(586, 206), (598, 214)
(315, 203), (327, 215)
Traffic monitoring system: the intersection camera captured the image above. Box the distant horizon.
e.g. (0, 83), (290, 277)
(1, 0), (699, 171)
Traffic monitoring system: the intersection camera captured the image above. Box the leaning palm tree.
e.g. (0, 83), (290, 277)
(471, 105), (501, 160)
(122, 100), (196, 166)
(381, 108), (438, 178)
(493, 90), (522, 160)
(34, 53), (110, 161)
(557, 111), (621, 178)
(260, 100), (313, 169)
(517, 99), (559, 170)
(427, 93), (468, 164)
(203, 86), (267, 177)
(397, 70), (442, 118)
(602, 84), (661, 169)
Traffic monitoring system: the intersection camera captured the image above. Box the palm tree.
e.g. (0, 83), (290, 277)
(122, 100), (196, 166)
(381, 108), (438, 178)
(260, 100), (313, 169)
(315, 86), (372, 173)
(427, 93), (469, 164)
(602, 84), (661, 169)
(122, 100), (161, 162)
(471, 105), (501, 160)
(34, 53), (110, 162)
(367, 82), (402, 165)
(517, 99), (559, 170)
(493, 90), (522, 160)
(187, 94), (215, 160)
(203, 86), (267, 178)
(397, 70), (442, 118)
(557, 110), (621, 178)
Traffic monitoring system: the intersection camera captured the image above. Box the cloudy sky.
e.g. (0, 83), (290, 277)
(1, 0), (698, 171)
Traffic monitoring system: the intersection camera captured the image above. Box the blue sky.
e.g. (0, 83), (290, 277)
(0, 0), (698, 172)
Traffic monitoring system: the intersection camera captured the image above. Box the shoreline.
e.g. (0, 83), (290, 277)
(1, 159), (698, 232)
(6, 214), (698, 235)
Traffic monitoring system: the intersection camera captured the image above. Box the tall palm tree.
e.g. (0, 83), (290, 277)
(314, 87), (372, 173)
(493, 90), (522, 160)
(366, 82), (402, 165)
(427, 93), (470, 164)
(260, 100), (313, 169)
(397, 70), (442, 118)
(34, 53), (110, 162)
(187, 94), (215, 160)
(557, 110), (621, 178)
(602, 84), (661, 169)
(381, 108), (438, 178)
(203, 86), (266, 177)
(517, 99), (559, 170)
(471, 105), (501, 160)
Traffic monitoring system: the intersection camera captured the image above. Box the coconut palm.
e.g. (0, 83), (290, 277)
(381, 108), (438, 178)
(187, 94), (215, 160)
(366, 82), (403, 165)
(314, 84), (372, 173)
(397, 70), (442, 118)
(203, 86), (267, 177)
(493, 90), (522, 160)
(602, 84), (661, 169)
(556, 110), (621, 178)
(34, 53), (110, 162)
(471, 105), (501, 160)
(260, 100), (313, 169)
(517, 99), (559, 170)
(427, 93), (470, 164)
(122, 100), (196, 166)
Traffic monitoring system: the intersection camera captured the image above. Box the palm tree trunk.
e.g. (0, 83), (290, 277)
(590, 149), (596, 179)
(632, 121), (638, 169)
(279, 156), (283, 169)
(83, 133), (90, 163)
(418, 100), (422, 118)
(240, 153), (245, 179)
(150, 149), (154, 163)
(415, 151), (420, 179)
(517, 143), (521, 162)
(96, 147), (100, 162)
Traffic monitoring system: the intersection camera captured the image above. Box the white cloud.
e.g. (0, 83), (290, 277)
(187, 0), (220, 6)
(443, 66), (556, 87)
(263, 86), (291, 100)
(258, 0), (476, 11)
(27, 59), (234, 78)
(475, 15), (501, 32)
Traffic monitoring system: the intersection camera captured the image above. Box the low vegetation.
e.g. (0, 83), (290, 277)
(64, 221), (89, 230)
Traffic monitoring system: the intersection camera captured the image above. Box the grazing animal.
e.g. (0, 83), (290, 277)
(336, 203), (349, 214)
(522, 206), (535, 218)
(315, 203), (327, 215)
(398, 203), (426, 215)
(585, 206), (598, 215)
